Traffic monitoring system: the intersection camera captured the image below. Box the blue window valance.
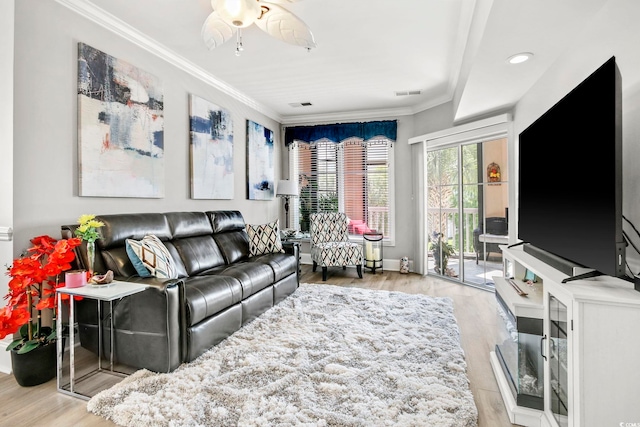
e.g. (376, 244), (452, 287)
(284, 120), (397, 146)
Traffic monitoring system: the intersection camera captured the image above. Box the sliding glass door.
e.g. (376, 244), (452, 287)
(426, 138), (508, 289)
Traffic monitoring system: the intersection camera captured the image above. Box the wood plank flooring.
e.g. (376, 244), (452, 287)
(0, 266), (516, 426)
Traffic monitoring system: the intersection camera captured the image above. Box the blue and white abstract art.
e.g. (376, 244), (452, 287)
(246, 120), (274, 200)
(189, 94), (234, 199)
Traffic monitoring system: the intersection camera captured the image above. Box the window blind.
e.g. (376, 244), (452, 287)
(289, 137), (392, 239)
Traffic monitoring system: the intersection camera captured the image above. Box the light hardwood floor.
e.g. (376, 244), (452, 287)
(0, 265), (516, 427)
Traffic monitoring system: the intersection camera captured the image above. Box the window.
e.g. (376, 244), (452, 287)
(289, 137), (393, 240)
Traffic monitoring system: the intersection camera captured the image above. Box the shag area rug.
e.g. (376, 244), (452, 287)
(87, 284), (478, 426)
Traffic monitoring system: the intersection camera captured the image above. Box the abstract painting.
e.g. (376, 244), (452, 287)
(77, 42), (164, 198)
(246, 120), (274, 200)
(189, 94), (234, 199)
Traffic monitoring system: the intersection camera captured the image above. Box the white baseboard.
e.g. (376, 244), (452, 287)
(299, 253), (412, 273)
(0, 339), (13, 374)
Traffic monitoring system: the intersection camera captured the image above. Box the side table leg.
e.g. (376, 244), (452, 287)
(69, 294), (75, 394)
(97, 300), (102, 371)
(56, 292), (62, 392)
(110, 300), (114, 371)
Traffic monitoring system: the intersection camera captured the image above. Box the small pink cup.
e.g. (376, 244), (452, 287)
(65, 270), (87, 288)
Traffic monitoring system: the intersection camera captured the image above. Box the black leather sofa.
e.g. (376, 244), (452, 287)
(61, 211), (299, 373)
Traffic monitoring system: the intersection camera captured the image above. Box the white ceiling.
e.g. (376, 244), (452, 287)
(58, 0), (614, 124)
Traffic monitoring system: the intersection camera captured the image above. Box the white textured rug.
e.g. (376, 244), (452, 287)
(87, 284), (478, 426)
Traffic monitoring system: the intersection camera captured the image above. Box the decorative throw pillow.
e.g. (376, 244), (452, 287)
(125, 235), (178, 279)
(246, 220), (284, 257)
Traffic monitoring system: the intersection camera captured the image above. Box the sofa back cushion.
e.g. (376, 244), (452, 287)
(207, 211), (250, 264)
(165, 212), (213, 238)
(172, 236), (226, 276)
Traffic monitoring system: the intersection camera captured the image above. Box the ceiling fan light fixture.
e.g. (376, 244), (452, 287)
(212, 0), (261, 28)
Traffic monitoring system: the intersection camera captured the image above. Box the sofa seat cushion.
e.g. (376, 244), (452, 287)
(184, 275), (242, 326)
(311, 241), (363, 267)
(216, 262), (274, 299)
(252, 252), (297, 282)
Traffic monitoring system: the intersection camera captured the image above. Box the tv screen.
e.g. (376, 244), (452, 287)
(518, 56), (625, 278)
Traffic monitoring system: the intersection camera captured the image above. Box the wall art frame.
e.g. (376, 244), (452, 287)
(189, 94), (234, 199)
(77, 42), (164, 198)
(246, 120), (274, 200)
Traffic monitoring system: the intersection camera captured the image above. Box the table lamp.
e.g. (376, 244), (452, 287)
(276, 179), (299, 229)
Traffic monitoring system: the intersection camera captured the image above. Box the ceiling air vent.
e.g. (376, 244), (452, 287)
(395, 90), (422, 96)
(288, 102), (313, 107)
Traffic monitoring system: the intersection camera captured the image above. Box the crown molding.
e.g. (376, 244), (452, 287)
(54, 0), (282, 122)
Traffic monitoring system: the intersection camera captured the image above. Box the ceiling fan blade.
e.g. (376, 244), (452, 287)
(201, 11), (236, 50)
(255, 3), (317, 49)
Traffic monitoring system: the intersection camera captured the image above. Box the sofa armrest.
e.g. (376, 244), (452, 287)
(282, 241), (300, 278)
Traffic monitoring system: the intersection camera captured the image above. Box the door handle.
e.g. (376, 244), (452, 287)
(540, 335), (547, 361)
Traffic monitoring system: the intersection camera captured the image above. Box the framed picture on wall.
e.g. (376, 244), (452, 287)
(77, 42), (164, 198)
(189, 94), (234, 199)
(246, 120), (274, 200)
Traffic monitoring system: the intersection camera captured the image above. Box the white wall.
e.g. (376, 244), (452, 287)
(12, 0), (282, 253)
(513, 0), (640, 276)
(0, 0), (15, 374)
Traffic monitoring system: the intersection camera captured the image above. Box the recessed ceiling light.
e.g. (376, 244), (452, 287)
(508, 52), (533, 64)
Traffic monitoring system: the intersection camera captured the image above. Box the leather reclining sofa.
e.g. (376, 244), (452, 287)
(61, 210), (299, 373)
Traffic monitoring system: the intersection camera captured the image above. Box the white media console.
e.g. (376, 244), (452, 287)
(490, 244), (640, 427)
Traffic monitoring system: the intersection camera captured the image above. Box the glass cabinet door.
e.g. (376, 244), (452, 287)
(548, 294), (568, 427)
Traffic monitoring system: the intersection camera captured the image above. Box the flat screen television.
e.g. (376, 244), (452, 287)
(518, 56), (626, 280)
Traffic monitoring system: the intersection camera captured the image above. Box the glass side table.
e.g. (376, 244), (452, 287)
(56, 281), (148, 400)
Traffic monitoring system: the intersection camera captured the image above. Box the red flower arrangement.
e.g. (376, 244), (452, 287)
(0, 235), (82, 354)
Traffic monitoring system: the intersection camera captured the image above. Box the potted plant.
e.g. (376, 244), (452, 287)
(429, 231), (456, 276)
(0, 235), (81, 386)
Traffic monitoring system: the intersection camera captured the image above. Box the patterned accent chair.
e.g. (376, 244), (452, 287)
(310, 212), (363, 281)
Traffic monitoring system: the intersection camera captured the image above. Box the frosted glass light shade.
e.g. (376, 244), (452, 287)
(276, 180), (299, 197)
(212, 0), (261, 28)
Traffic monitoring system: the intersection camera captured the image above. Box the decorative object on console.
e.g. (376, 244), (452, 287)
(276, 179), (299, 228)
(189, 94), (234, 199)
(64, 270), (87, 288)
(400, 256), (410, 274)
(125, 235), (178, 279)
(0, 235), (81, 386)
(75, 214), (104, 277)
(201, 0), (316, 56)
(87, 284), (477, 426)
(246, 120), (275, 200)
(77, 42), (165, 198)
(89, 270), (114, 285)
(487, 162), (501, 182)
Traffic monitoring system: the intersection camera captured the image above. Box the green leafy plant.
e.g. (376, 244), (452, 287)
(429, 231), (455, 275)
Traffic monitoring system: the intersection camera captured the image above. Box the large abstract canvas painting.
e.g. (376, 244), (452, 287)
(77, 42), (164, 198)
(246, 120), (274, 200)
(189, 95), (234, 199)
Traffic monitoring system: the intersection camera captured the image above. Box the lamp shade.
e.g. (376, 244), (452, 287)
(276, 180), (299, 197)
(212, 0), (261, 28)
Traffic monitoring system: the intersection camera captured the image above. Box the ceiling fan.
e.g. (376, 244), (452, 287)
(201, 0), (317, 56)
